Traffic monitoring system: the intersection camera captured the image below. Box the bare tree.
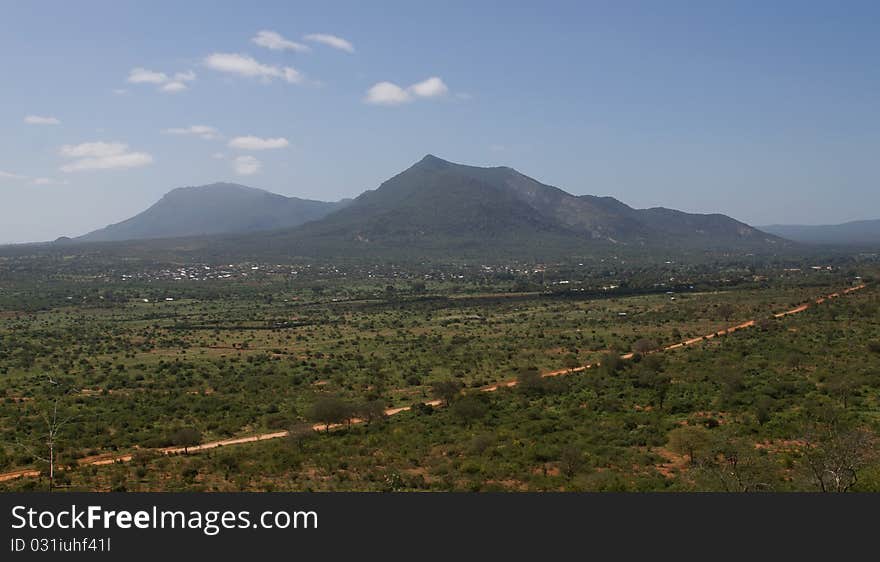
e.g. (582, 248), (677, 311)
(287, 422), (316, 451)
(18, 378), (76, 492)
(801, 422), (875, 492)
(695, 438), (776, 492)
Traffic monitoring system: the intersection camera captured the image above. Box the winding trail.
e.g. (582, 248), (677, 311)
(0, 283), (866, 483)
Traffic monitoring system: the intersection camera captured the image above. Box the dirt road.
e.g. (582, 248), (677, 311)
(0, 283), (866, 483)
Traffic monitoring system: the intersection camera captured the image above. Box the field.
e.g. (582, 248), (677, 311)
(1, 253), (878, 491)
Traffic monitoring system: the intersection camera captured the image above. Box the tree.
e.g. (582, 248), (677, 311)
(451, 394), (489, 426)
(716, 303), (736, 322)
(801, 421), (875, 492)
(307, 396), (352, 432)
(355, 399), (386, 425)
(718, 369), (746, 406)
(516, 366), (545, 393)
(786, 353), (804, 371)
(287, 422), (315, 452)
(823, 372), (859, 409)
(559, 445), (586, 478)
(696, 436), (776, 492)
(599, 352), (622, 375)
(20, 377), (77, 492)
(632, 338), (657, 355)
(754, 395), (774, 425)
(641, 371), (672, 409)
(410, 281), (427, 294)
(171, 427), (202, 454)
(562, 354), (581, 369)
(667, 425), (712, 465)
(431, 380), (462, 406)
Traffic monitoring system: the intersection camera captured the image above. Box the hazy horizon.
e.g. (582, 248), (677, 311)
(3, 1), (880, 243)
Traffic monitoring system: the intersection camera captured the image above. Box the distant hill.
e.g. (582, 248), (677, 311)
(761, 220), (880, 246)
(240, 155), (783, 258)
(77, 183), (346, 242)
(48, 156), (787, 261)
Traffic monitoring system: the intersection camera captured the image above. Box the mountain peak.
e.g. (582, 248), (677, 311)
(413, 154), (452, 169)
(77, 182), (345, 242)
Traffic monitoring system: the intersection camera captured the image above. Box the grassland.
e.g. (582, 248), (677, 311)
(0, 254), (877, 491)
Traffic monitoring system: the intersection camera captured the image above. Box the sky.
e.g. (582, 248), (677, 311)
(1, 0), (879, 243)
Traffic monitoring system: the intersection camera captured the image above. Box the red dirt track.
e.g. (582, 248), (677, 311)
(0, 283), (866, 483)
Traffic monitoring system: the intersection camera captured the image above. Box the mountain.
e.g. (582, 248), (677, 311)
(761, 220), (880, 246)
(77, 183), (346, 242)
(242, 155), (782, 258)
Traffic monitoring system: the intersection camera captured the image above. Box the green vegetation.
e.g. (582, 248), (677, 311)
(0, 252), (877, 492)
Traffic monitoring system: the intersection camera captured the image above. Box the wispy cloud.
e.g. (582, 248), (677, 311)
(128, 67), (168, 84)
(364, 76), (450, 106)
(127, 67), (196, 93)
(0, 170), (28, 180)
(163, 125), (220, 140)
(233, 155), (261, 175)
(228, 136), (289, 150)
(160, 82), (187, 93)
(59, 141), (153, 172)
(0, 170), (69, 185)
(253, 30), (310, 53)
(303, 33), (355, 53)
(204, 53), (302, 84)
(32, 177), (69, 186)
(24, 115), (61, 125)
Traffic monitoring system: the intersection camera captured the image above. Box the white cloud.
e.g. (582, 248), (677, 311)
(60, 142), (128, 158)
(365, 76), (450, 106)
(112, 88), (128, 95)
(32, 177), (68, 186)
(0, 171), (68, 185)
(233, 155), (261, 175)
(303, 33), (354, 53)
(204, 53), (302, 84)
(253, 30), (310, 52)
(211, 152), (226, 160)
(365, 82), (412, 105)
(24, 115), (61, 125)
(228, 136), (289, 150)
(128, 67), (168, 84)
(409, 76), (448, 98)
(174, 70), (197, 82)
(61, 153), (153, 173)
(0, 170), (28, 180)
(59, 141), (153, 172)
(162, 125), (219, 140)
(127, 67), (196, 93)
(160, 81), (188, 93)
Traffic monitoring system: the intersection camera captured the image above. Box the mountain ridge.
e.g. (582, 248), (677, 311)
(62, 155), (787, 259)
(274, 154), (781, 249)
(761, 219), (880, 246)
(77, 182), (347, 242)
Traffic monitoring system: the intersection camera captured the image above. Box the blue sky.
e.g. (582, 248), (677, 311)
(1, 0), (879, 243)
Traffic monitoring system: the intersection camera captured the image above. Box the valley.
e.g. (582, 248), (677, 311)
(1, 252), (877, 491)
